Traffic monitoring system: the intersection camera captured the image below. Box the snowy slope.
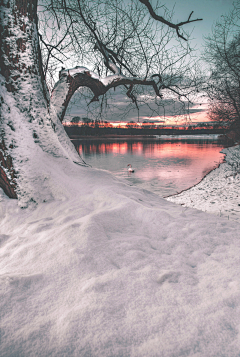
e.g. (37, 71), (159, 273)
(1, 155), (240, 357)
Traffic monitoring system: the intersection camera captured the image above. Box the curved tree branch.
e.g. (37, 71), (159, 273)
(50, 66), (163, 122)
(138, 0), (202, 41)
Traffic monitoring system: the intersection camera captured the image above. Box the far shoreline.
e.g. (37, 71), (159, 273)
(69, 134), (225, 141)
(64, 125), (227, 139)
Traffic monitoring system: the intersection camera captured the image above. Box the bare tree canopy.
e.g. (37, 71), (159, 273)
(39, 0), (201, 120)
(203, 2), (240, 136)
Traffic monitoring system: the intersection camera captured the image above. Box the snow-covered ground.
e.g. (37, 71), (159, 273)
(1, 145), (240, 356)
(167, 144), (240, 223)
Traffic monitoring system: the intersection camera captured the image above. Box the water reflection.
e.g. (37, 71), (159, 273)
(72, 137), (228, 197)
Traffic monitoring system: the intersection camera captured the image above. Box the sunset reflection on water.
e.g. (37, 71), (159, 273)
(74, 138), (227, 197)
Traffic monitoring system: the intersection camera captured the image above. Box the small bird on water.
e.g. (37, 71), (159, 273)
(127, 164), (135, 173)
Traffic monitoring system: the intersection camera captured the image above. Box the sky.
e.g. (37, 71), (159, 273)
(163, 0), (234, 48)
(65, 0), (236, 124)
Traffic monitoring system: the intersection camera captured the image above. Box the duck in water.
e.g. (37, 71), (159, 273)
(127, 164), (135, 173)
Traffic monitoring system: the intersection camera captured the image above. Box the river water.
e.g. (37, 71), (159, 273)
(72, 135), (228, 197)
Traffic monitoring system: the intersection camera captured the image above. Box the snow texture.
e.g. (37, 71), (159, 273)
(2, 7), (240, 353)
(167, 144), (240, 223)
(1, 144), (240, 356)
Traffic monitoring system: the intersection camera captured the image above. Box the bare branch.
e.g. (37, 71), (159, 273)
(51, 67), (165, 122)
(39, 0), (200, 121)
(138, 0), (202, 40)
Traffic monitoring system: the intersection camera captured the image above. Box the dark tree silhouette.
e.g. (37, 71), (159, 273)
(203, 3), (240, 138)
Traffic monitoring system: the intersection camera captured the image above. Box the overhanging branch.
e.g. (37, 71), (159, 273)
(50, 67), (163, 122)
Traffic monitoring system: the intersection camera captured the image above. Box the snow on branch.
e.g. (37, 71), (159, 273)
(94, 41), (135, 77)
(50, 66), (163, 122)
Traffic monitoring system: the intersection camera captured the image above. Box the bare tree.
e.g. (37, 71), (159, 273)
(203, 2), (240, 137)
(0, 0), (202, 205)
(39, 0), (201, 122)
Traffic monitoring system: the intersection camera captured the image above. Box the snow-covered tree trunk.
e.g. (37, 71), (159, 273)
(0, 0), (82, 206)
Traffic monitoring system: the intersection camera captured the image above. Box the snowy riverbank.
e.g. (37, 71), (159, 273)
(167, 144), (240, 223)
(1, 148), (240, 356)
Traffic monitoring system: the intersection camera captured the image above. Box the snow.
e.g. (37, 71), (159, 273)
(60, 66), (100, 80)
(59, 64), (127, 86)
(100, 73), (126, 86)
(2, 2), (240, 353)
(1, 142), (240, 356)
(167, 144), (240, 223)
(108, 62), (121, 75)
(58, 65), (143, 88)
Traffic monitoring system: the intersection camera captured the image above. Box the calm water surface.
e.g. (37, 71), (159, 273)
(72, 136), (228, 197)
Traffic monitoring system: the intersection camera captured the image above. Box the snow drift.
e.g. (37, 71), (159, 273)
(1, 152), (240, 356)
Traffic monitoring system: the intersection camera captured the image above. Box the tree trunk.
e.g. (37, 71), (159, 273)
(0, 0), (82, 206)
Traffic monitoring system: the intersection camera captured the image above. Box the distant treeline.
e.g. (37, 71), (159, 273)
(64, 125), (226, 138)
